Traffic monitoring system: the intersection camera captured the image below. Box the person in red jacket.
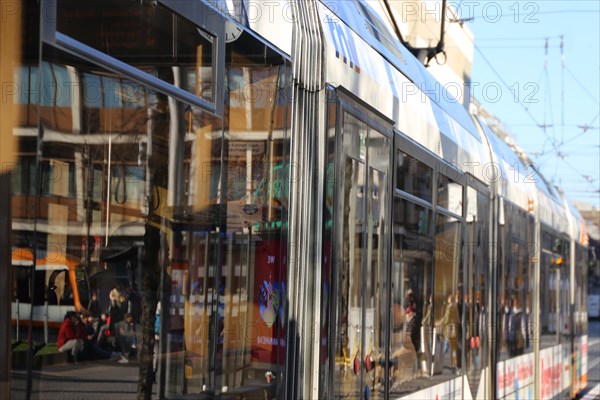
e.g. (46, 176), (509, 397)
(58, 311), (85, 362)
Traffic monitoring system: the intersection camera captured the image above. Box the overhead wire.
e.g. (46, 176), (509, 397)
(476, 45), (562, 49)
(471, 34), (598, 194)
(560, 35), (565, 143)
(463, 9), (600, 22)
(423, 2), (599, 197)
(542, 37), (558, 149)
(470, 36), (560, 152)
(477, 35), (564, 41)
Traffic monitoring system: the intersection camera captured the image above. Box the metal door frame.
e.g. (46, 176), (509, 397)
(328, 89), (393, 399)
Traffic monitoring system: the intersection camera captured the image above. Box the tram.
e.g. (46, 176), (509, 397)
(7, 0), (588, 399)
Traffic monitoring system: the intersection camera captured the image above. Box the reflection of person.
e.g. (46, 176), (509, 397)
(507, 295), (526, 357)
(149, 230), (172, 385)
(115, 313), (136, 363)
(153, 302), (161, 374)
(97, 288), (124, 346)
(437, 293), (460, 370)
(422, 295), (432, 328)
(88, 292), (101, 318)
(82, 312), (118, 360)
(478, 294), (487, 366)
(455, 290), (463, 369)
(499, 295), (510, 355)
(420, 295), (432, 372)
(524, 296), (531, 349)
(391, 305), (419, 384)
(403, 305), (419, 352)
(58, 311), (85, 362)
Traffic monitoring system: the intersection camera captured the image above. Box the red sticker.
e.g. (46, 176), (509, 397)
(364, 355), (372, 372)
(353, 354), (360, 375)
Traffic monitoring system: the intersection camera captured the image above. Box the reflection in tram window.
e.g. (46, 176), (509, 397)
(13, 7), (291, 395)
(497, 203), (535, 361)
(366, 136), (389, 399)
(56, 0), (216, 103)
(318, 100), (337, 399)
(437, 174), (463, 217)
(390, 198), (432, 395)
(13, 39), (224, 384)
(336, 156), (366, 399)
(329, 111), (390, 399)
(540, 229), (570, 348)
(463, 188), (490, 394)
(396, 151), (432, 203)
(389, 152), (467, 393)
(434, 214), (461, 375)
(191, 30), (291, 397)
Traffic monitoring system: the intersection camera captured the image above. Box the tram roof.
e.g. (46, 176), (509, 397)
(318, 1), (478, 132)
(475, 118), (534, 210)
(314, 1), (492, 183)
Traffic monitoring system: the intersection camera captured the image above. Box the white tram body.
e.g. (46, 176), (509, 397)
(8, 0), (589, 399)
(252, 1), (588, 398)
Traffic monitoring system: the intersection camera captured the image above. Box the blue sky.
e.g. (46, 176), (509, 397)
(464, 0), (600, 208)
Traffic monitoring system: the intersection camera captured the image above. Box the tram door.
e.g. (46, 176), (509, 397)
(463, 186), (490, 397)
(332, 109), (390, 399)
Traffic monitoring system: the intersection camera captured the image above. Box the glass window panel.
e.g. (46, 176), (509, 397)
(463, 190), (490, 392)
(333, 157), (365, 399)
(319, 99), (337, 398)
(343, 112), (368, 162)
(437, 174), (463, 215)
(396, 151), (432, 203)
(30, 66), (40, 104)
(13, 45), (229, 398)
(41, 61), (56, 106)
(82, 73), (102, 108)
(53, 64), (72, 107)
(433, 213), (461, 375)
(189, 33), (291, 396)
(56, 0), (215, 103)
(15, 66), (30, 104)
(101, 77), (123, 108)
(498, 204), (534, 362)
(389, 198), (433, 395)
(365, 130), (389, 397)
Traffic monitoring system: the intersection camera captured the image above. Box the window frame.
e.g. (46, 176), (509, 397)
(41, 0), (226, 115)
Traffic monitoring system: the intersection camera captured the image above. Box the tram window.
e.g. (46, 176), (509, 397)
(396, 152), (432, 203)
(433, 214), (462, 374)
(539, 228), (568, 349)
(56, 0), (215, 103)
(17, 270), (52, 306)
(437, 174), (463, 216)
(497, 204), (534, 360)
(143, 29), (292, 398)
(390, 198), (433, 393)
(25, 11), (289, 399)
(576, 245), (588, 335)
(462, 189), (490, 379)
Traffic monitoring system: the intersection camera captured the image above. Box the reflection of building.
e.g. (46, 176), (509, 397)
(9, 0), (292, 396)
(1, 1), (21, 394)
